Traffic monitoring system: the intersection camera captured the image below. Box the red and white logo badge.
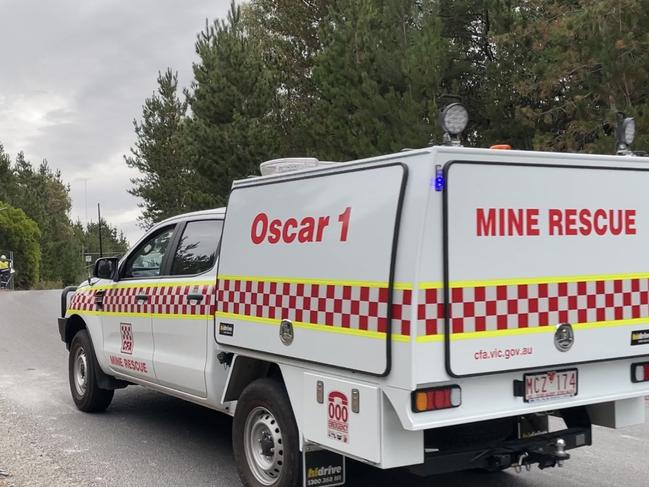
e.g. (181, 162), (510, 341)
(120, 323), (133, 354)
(327, 391), (349, 443)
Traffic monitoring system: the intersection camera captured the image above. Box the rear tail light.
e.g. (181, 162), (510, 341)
(412, 385), (461, 413)
(631, 362), (649, 383)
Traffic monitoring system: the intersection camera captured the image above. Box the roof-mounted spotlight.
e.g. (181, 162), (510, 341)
(616, 112), (635, 155)
(439, 100), (468, 146)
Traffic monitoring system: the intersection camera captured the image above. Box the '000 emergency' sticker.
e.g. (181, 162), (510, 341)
(327, 391), (349, 443)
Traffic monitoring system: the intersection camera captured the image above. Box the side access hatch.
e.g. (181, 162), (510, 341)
(445, 160), (649, 376)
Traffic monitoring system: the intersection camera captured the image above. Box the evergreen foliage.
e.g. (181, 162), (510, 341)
(10, 155), (83, 285)
(183, 1), (279, 209)
(0, 145), (126, 288)
(311, 0), (447, 160)
(125, 69), (193, 229)
(0, 201), (40, 289)
(73, 218), (130, 261)
(128, 0), (649, 219)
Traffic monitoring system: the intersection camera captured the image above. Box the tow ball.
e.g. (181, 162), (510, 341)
(514, 438), (571, 473)
(554, 438), (570, 467)
(514, 452), (530, 473)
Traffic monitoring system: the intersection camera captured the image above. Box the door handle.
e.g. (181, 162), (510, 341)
(95, 290), (105, 309)
(136, 293), (148, 302)
(188, 293), (204, 302)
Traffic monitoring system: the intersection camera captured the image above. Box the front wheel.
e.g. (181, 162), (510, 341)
(233, 378), (301, 487)
(68, 329), (114, 412)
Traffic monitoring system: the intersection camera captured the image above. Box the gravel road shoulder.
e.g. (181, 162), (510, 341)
(0, 395), (91, 487)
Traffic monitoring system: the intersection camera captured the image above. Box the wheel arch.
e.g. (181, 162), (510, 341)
(223, 355), (282, 402)
(64, 314), (88, 349)
(65, 315), (129, 391)
(223, 355), (305, 447)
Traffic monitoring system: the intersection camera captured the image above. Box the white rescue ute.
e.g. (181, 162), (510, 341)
(59, 144), (649, 487)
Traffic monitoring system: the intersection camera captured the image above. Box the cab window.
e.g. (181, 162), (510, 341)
(170, 220), (223, 276)
(123, 226), (175, 278)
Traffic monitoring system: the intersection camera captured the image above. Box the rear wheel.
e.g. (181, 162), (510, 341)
(68, 329), (114, 412)
(233, 378), (300, 487)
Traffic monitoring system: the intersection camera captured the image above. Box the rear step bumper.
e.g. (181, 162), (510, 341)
(409, 426), (592, 476)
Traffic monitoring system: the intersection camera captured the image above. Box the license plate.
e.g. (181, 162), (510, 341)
(524, 369), (577, 402)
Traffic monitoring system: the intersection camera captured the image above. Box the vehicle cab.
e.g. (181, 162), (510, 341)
(59, 208), (227, 403)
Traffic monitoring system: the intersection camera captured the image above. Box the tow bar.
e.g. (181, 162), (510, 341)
(411, 426), (590, 477)
(513, 438), (571, 473)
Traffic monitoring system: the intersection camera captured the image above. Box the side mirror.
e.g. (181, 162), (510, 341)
(93, 257), (120, 281)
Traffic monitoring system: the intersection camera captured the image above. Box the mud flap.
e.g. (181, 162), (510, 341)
(303, 446), (345, 487)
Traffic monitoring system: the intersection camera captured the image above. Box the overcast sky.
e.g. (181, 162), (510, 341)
(0, 0), (230, 244)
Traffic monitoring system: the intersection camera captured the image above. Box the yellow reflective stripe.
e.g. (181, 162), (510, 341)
(79, 272), (649, 293)
(415, 335), (444, 343)
(66, 310), (210, 320)
(418, 273), (649, 290)
(574, 317), (649, 330)
(215, 311), (410, 342)
(393, 282), (413, 290)
(418, 281), (443, 290)
(415, 317), (649, 343)
(90, 280), (215, 291)
(449, 272), (649, 289)
(449, 326), (554, 341)
(217, 274), (412, 290)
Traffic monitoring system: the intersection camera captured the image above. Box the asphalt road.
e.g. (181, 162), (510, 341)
(0, 290), (648, 486)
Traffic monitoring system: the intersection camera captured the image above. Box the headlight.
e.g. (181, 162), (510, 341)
(622, 117), (635, 145)
(440, 103), (469, 136)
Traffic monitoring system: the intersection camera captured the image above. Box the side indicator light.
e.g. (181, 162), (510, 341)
(412, 385), (461, 413)
(490, 144), (512, 150)
(631, 362), (649, 383)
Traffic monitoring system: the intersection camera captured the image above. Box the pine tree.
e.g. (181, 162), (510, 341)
(5, 155), (81, 286)
(0, 144), (15, 203)
(437, 0), (531, 148)
(489, 0), (649, 153)
(0, 201), (41, 288)
(73, 219), (129, 263)
(183, 1), (279, 207)
(246, 0), (333, 156)
(310, 0), (447, 160)
(125, 68), (193, 228)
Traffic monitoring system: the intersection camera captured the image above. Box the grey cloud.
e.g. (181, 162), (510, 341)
(0, 0), (231, 243)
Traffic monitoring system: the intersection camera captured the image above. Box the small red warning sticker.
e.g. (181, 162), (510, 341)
(327, 391), (349, 443)
(120, 322), (133, 354)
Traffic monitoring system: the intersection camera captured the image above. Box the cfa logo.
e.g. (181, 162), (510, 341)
(120, 322), (133, 354)
(554, 323), (574, 352)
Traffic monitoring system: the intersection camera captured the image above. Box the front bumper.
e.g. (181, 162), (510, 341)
(58, 286), (77, 345)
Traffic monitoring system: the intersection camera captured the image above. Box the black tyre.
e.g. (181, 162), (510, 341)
(68, 329), (114, 412)
(233, 378), (301, 487)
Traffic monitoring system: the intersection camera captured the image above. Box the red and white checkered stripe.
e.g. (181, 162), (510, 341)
(149, 285), (216, 316)
(216, 279), (412, 336)
(70, 277), (645, 338)
(68, 284), (216, 316)
(69, 288), (96, 311)
(417, 288), (444, 337)
(417, 277), (649, 336)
